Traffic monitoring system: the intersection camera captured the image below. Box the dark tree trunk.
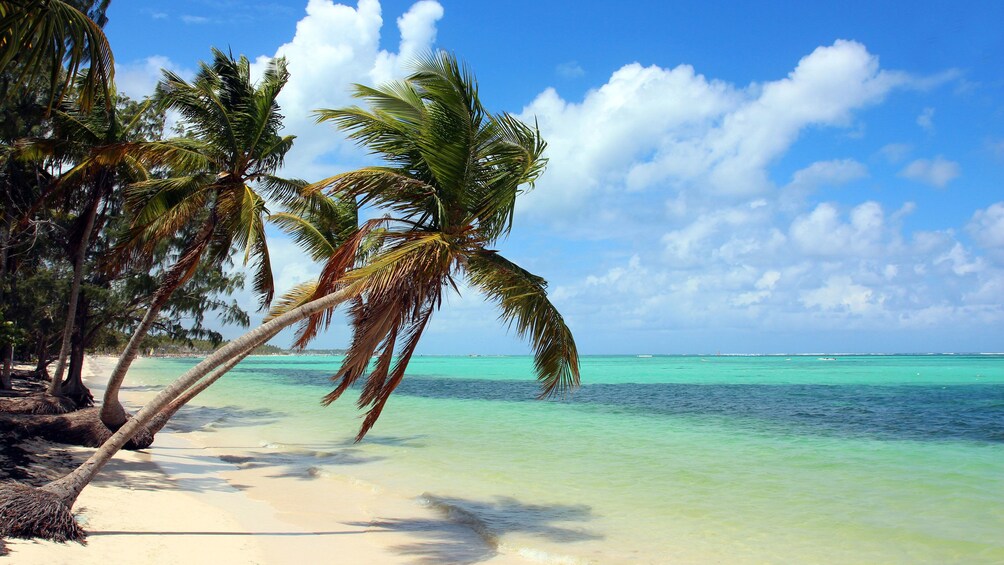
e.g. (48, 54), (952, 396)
(33, 331), (49, 375)
(1, 343), (12, 390)
(50, 181), (103, 395)
(62, 295), (93, 407)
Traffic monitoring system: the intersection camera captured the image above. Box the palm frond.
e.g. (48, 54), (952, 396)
(292, 219), (385, 348)
(265, 280), (318, 322)
(0, 0), (114, 112)
(466, 251), (579, 397)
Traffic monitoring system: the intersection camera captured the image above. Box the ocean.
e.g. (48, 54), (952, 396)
(124, 354), (1004, 564)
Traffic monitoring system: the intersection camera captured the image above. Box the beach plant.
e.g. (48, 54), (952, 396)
(287, 51), (580, 439)
(0, 0), (113, 113)
(146, 191), (359, 434)
(22, 88), (158, 398)
(0, 51), (577, 543)
(98, 47), (300, 432)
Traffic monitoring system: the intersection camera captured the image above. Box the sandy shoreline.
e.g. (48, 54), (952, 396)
(4, 357), (531, 564)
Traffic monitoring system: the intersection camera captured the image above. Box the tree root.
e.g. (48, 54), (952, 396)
(0, 481), (84, 543)
(0, 408), (156, 450)
(0, 394), (77, 415)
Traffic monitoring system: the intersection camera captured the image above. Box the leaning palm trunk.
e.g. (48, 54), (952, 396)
(99, 219), (214, 428)
(47, 184), (103, 396)
(34, 282), (359, 509)
(146, 337), (264, 434)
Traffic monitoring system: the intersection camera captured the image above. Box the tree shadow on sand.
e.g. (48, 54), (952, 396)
(350, 495), (602, 564)
(215, 444), (388, 480)
(161, 405), (286, 433)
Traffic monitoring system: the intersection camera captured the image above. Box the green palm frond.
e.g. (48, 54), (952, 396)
(0, 0), (114, 112)
(311, 167), (437, 219)
(135, 139), (214, 173)
(123, 175), (212, 250)
(269, 190), (357, 262)
(310, 52), (576, 440)
(127, 47), (296, 309)
(466, 251), (579, 398)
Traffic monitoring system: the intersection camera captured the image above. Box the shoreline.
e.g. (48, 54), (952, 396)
(4, 356), (531, 565)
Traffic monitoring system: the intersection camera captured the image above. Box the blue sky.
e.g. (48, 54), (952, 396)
(105, 1), (1004, 354)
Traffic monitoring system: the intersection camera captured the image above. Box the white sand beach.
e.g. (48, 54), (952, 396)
(4, 357), (531, 565)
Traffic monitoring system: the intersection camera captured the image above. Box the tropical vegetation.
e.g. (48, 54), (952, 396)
(0, 0), (577, 546)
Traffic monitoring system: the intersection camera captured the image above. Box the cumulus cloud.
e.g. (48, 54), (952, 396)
(916, 107), (935, 131)
(556, 61), (585, 78)
(789, 202), (888, 258)
(115, 56), (193, 100)
(899, 156), (960, 187)
(968, 202), (1004, 263)
(518, 40), (907, 222)
(801, 276), (880, 314)
(250, 0), (444, 182)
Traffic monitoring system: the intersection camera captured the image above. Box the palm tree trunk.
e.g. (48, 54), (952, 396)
(41, 282), (359, 505)
(62, 294), (93, 406)
(47, 184), (102, 395)
(1, 343), (12, 390)
(100, 218), (215, 428)
(147, 335), (265, 434)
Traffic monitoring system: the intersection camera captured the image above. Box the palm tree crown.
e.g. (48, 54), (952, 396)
(301, 52), (579, 440)
(126, 47), (301, 307)
(0, 0), (114, 111)
(100, 48), (300, 429)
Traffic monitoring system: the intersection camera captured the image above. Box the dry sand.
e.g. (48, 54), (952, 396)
(3, 357), (532, 564)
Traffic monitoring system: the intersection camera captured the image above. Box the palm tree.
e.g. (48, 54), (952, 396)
(290, 51), (579, 440)
(31, 88), (155, 397)
(146, 191), (358, 434)
(0, 51), (577, 542)
(98, 48), (300, 431)
(0, 0), (114, 112)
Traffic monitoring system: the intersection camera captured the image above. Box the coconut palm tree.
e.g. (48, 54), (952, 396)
(98, 48), (301, 431)
(146, 191), (358, 434)
(0, 51), (577, 542)
(0, 0), (113, 112)
(31, 88), (155, 397)
(288, 51), (579, 440)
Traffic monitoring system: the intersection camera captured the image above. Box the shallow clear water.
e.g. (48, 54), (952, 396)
(126, 354), (1004, 564)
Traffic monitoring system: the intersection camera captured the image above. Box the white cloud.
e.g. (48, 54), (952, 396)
(899, 156), (960, 187)
(934, 243), (984, 276)
(370, 0), (444, 85)
(801, 276), (880, 314)
(916, 107), (935, 131)
(789, 201), (887, 257)
(968, 202), (1004, 263)
(787, 159), (868, 191)
(518, 40), (908, 223)
(115, 56), (193, 100)
(249, 0), (444, 183)
(181, 14), (211, 24)
(556, 61), (585, 78)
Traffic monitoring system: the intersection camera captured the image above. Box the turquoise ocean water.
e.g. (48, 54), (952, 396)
(126, 354), (1004, 564)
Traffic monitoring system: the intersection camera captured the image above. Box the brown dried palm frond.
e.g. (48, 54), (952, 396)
(0, 481), (84, 542)
(302, 52), (579, 440)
